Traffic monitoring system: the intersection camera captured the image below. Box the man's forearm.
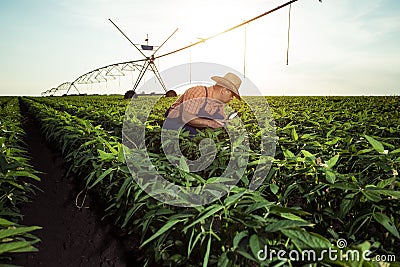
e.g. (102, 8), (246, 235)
(182, 111), (223, 128)
(187, 117), (222, 128)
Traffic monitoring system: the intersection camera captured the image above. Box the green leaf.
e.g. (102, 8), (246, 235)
(325, 137), (341, 146)
(361, 190), (382, 202)
(270, 183), (279, 195)
(0, 226), (41, 240)
(249, 234), (261, 260)
(9, 171), (40, 181)
(270, 206), (311, 216)
(97, 149), (115, 160)
(0, 263), (25, 267)
(206, 177), (236, 184)
(368, 189), (400, 199)
(331, 183), (358, 191)
(183, 205), (224, 232)
(357, 148), (374, 155)
(280, 213), (307, 222)
(236, 248), (258, 262)
(300, 133), (316, 140)
(117, 145), (125, 163)
(301, 150), (315, 160)
(291, 128), (298, 141)
(121, 203), (146, 228)
(326, 155), (339, 169)
(245, 201), (274, 213)
(224, 191), (246, 207)
(281, 229), (331, 249)
(265, 220), (314, 232)
(203, 234), (212, 267)
(325, 170), (336, 184)
(373, 212), (400, 238)
(188, 231), (202, 258)
(233, 231), (248, 249)
(6, 244), (39, 253)
(88, 167), (114, 189)
(283, 149), (295, 159)
(4, 180), (24, 190)
(0, 218), (16, 227)
(326, 127), (336, 138)
(140, 218), (186, 248)
(179, 156), (189, 172)
(217, 252), (230, 267)
(0, 240), (37, 254)
(232, 134), (245, 149)
(365, 135), (384, 153)
(377, 177), (396, 189)
(389, 148), (400, 154)
(338, 195), (356, 218)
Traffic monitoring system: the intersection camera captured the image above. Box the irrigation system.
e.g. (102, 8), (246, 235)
(42, 0), (322, 96)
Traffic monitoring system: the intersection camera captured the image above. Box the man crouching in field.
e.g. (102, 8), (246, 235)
(164, 72), (242, 135)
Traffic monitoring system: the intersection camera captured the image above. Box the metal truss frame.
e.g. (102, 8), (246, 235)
(43, 0), (320, 96)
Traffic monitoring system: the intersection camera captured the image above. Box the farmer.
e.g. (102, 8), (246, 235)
(164, 72), (242, 135)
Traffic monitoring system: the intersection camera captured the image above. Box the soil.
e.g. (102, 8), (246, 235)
(10, 103), (140, 267)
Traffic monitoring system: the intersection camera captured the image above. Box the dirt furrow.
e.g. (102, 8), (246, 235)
(12, 103), (134, 267)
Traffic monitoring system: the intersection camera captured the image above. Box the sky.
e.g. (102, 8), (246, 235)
(0, 0), (399, 96)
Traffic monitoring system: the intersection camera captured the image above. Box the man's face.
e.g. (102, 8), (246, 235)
(219, 87), (234, 103)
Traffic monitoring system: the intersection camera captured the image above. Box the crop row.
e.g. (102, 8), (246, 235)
(0, 97), (41, 262)
(19, 97), (351, 266)
(31, 96), (400, 145)
(29, 95), (175, 138)
(21, 95), (400, 265)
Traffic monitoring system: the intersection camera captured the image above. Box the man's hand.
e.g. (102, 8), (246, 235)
(207, 119), (225, 129)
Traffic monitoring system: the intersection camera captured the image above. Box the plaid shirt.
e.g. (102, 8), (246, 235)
(168, 85), (226, 119)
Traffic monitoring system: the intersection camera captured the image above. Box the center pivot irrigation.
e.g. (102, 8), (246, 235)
(43, 0), (322, 96)
(108, 19), (178, 93)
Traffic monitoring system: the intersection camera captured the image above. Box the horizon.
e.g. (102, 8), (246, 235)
(2, 93), (399, 97)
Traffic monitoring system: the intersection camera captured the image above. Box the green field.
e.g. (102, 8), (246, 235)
(1, 95), (399, 266)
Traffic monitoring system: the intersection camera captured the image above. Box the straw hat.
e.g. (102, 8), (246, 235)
(211, 72), (242, 99)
